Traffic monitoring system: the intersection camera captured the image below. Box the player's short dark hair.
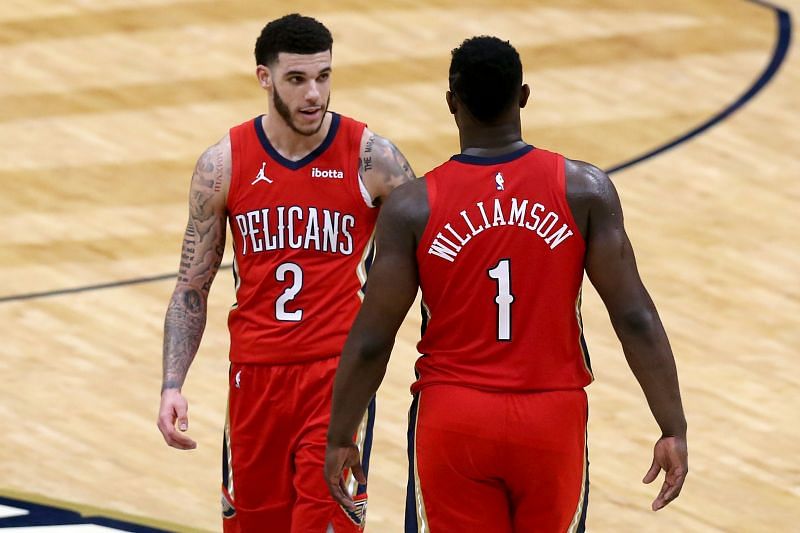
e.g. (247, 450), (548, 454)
(254, 14), (333, 66)
(449, 36), (523, 123)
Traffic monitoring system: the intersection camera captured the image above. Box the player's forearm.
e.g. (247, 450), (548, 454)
(162, 285), (208, 391)
(328, 340), (392, 446)
(612, 307), (687, 437)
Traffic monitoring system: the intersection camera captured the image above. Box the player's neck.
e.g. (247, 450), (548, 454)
(459, 121), (526, 157)
(262, 112), (332, 162)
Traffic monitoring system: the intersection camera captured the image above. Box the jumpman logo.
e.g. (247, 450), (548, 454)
(251, 162), (273, 185)
(495, 172), (505, 191)
(235, 370), (242, 389)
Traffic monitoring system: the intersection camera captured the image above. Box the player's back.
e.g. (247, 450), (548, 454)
(414, 145), (593, 393)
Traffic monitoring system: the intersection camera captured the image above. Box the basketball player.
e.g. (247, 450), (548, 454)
(156, 14), (416, 532)
(325, 36), (688, 532)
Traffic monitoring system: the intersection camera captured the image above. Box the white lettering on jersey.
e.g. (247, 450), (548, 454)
(476, 201), (492, 230)
(288, 206), (303, 249)
(311, 167), (344, 179)
(247, 210), (263, 253)
(445, 223), (471, 246)
(426, 197), (575, 263)
(461, 210), (484, 236)
(234, 206), (357, 256)
(305, 207), (320, 250)
(322, 210), (341, 252)
(340, 215), (355, 255)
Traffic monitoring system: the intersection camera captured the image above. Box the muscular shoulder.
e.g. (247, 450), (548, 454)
(564, 158), (619, 238)
(564, 158), (611, 202)
(359, 128), (417, 204)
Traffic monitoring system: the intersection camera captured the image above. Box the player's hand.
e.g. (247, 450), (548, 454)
(157, 388), (197, 450)
(324, 442), (366, 511)
(643, 435), (687, 510)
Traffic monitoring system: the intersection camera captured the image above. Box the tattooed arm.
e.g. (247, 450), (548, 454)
(359, 128), (417, 205)
(157, 135), (231, 450)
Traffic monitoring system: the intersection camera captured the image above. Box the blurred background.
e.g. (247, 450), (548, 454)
(1, 0), (798, 531)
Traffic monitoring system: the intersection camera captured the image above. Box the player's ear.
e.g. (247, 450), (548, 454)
(446, 90), (457, 115)
(256, 65), (272, 91)
(520, 84), (530, 109)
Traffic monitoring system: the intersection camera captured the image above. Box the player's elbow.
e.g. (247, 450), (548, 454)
(351, 333), (394, 363)
(613, 307), (659, 338)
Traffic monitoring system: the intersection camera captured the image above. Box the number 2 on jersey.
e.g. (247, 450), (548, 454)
(275, 262), (303, 322)
(488, 258), (515, 341)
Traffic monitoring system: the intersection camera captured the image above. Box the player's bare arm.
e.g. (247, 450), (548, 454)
(157, 135), (231, 450)
(359, 128), (417, 204)
(325, 180), (427, 509)
(567, 159), (688, 511)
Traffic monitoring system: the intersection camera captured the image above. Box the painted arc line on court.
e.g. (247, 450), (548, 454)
(0, 0), (791, 305)
(606, 0), (791, 174)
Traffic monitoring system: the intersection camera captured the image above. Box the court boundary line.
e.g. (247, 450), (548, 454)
(0, 490), (206, 533)
(0, 0), (791, 305)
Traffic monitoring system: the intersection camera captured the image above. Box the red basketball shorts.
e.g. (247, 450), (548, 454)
(221, 356), (374, 533)
(405, 385), (588, 533)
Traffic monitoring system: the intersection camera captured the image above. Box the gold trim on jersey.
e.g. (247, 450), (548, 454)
(224, 399), (234, 498)
(413, 392), (430, 532)
(567, 429), (589, 533)
(232, 252), (241, 300)
(345, 406), (371, 497)
(339, 403), (371, 526)
(356, 229), (376, 301)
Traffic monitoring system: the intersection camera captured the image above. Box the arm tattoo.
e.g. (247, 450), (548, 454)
(162, 140), (229, 391)
(370, 136), (416, 190)
(213, 146), (225, 192)
(361, 134), (376, 173)
(162, 287), (207, 390)
(361, 135), (416, 203)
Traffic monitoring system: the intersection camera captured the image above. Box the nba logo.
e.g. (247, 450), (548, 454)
(495, 172), (505, 191)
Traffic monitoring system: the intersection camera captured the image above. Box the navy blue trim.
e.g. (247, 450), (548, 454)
(606, 1), (791, 174)
(577, 405), (590, 533)
(253, 112), (341, 170)
(356, 395), (377, 496)
(577, 452), (590, 533)
(222, 366), (230, 491)
(451, 144), (533, 165)
(221, 430), (229, 489)
(579, 332), (592, 374)
(578, 294), (593, 374)
(0, 495), (169, 532)
(404, 393), (421, 533)
(0, 1), (790, 305)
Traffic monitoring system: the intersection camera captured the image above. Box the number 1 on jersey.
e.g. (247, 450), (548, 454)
(275, 262), (303, 322)
(488, 258), (515, 341)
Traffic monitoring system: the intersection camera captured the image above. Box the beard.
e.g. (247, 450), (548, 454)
(273, 87), (330, 137)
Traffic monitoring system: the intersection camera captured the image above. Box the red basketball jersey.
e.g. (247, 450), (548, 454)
(414, 145), (593, 393)
(226, 113), (377, 364)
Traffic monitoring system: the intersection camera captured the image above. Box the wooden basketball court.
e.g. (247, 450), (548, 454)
(1, 0), (798, 531)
